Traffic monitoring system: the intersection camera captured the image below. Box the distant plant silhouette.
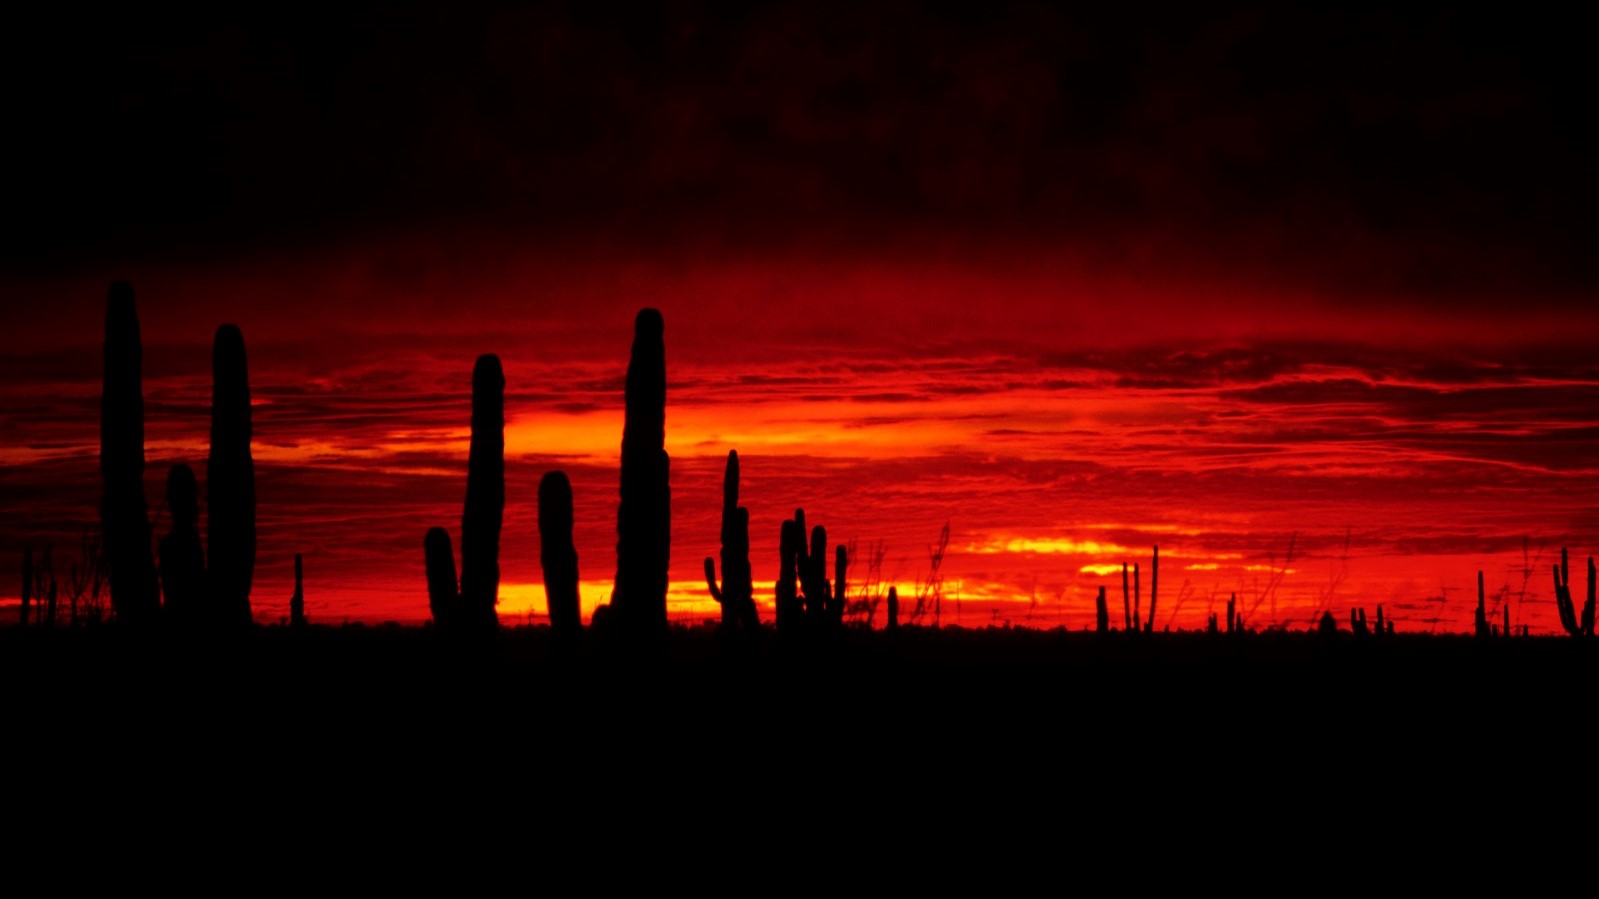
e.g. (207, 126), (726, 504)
(459, 354), (504, 630)
(1095, 585), (1108, 633)
(1144, 546), (1159, 632)
(776, 515), (803, 630)
(910, 521), (950, 626)
(1317, 610), (1338, 635)
(100, 281), (159, 623)
(831, 544), (848, 627)
(539, 471), (581, 638)
(703, 450), (757, 632)
(159, 463), (207, 623)
(208, 324), (255, 626)
(886, 585), (899, 631)
(1351, 607), (1369, 636)
(64, 531), (108, 626)
(425, 527), (458, 626)
(609, 309), (669, 634)
(290, 553), (306, 627)
(1551, 547), (1594, 638)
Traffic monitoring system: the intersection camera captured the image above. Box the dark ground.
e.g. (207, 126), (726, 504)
(3, 624), (1585, 876)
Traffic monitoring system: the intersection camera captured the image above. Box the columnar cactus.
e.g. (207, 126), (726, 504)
(101, 281), (159, 623)
(459, 354), (504, 630)
(540, 471), (582, 638)
(1227, 592), (1237, 633)
(425, 527), (459, 627)
(1145, 545), (1159, 632)
(1095, 585), (1108, 633)
(886, 585), (899, 631)
(830, 544), (847, 626)
(159, 463), (206, 622)
(208, 323), (256, 626)
(290, 553), (305, 628)
(776, 517), (803, 630)
(1121, 564), (1130, 630)
(1475, 571), (1490, 638)
(800, 516), (829, 621)
(1551, 548), (1595, 637)
(612, 309), (670, 633)
(703, 450), (756, 631)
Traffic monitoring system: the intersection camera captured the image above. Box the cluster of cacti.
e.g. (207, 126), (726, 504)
(101, 282), (160, 624)
(703, 450), (757, 632)
(208, 324), (256, 626)
(1110, 547), (1160, 632)
(1351, 607), (1369, 636)
(539, 471), (581, 638)
(425, 354), (505, 631)
(1551, 547), (1595, 638)
(1206, 594), (1241, 634)
(609, 309), (670, 634)
(159, 463), (207, 622)
(773, 508), (847, 632)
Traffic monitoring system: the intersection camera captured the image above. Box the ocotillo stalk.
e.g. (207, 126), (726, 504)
(1095, 585), (1108, 633)
(1146, 545), (1159, 632)
(613, 309), (669, 633)
(1121, 563), (1130, 630)
(101, 281), (159, 623)
(425, 527), (458, 627)
(208, 323), (256, 626)
(703, 450), (755, 630)
(540, 471), (582, 637)
(459, 354), (504, 630)
(290, 554), (305, 627)
(886, 585), (899, 631)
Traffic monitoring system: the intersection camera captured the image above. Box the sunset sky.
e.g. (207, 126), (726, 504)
(4, 4), (1597, 631)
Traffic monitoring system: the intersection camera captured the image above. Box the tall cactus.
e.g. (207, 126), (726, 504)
(1551, 548), (1595, 637)
(20, 548), (32, 626)
(1475, 571), (1490, 638)
(1144, 545), (1159, 632)
(101, 281), (159, 623)
(831, 544), (847, 626)
(540, 471), (581, 637)
(159, 463), (206, 623)
(703, 450), (756, 631)
(776, 517), (803, 630)
(208, 323), (255, 626)
(289, 553), (305, 628)
(1095, 585), (1108, 633)
(459, 353), (504, 630)
(612, 309), (670, 633)
(886, 585), (899, 631)
(425, 527), (458, 627)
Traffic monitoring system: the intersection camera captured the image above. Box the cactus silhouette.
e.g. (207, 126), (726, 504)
(159, 463), (206, 623)
(1475, 571), (1491, 638)
(1351, 607), (1368, 636)
(776, 517), (803, 630)
(831, 544), (847, 626)
(1095, 585), (1108, 633)
(1551, 548), (1595, 637)
(540, 471), (582, 638)
(611, 309), (670, 634)
(100, 281), (160, 623)
(1121, 564), (1130, 630)
(425, 527), (459, 627)
(1144, 546), (1159, 632)
(290, 553), (305, 628)
(458, 354), (504, 630)
(799, 515), (829, 621)
(208, 324), (255, 626)
(886, 585), (899, 631)
(703, 450), (757, 631)
(1227, 592), (1237, 633)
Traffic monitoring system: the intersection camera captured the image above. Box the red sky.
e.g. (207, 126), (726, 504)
(3, 5), (1598, 632)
